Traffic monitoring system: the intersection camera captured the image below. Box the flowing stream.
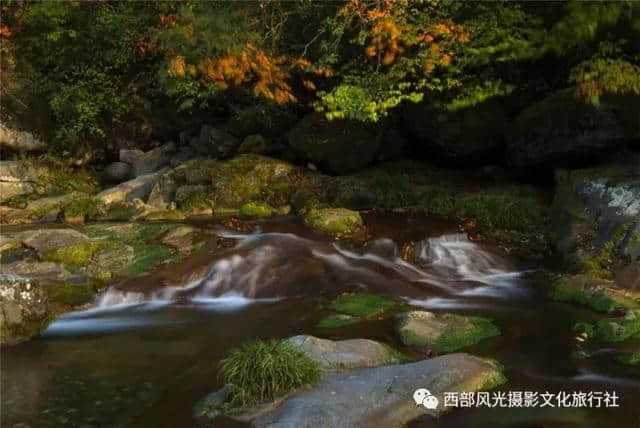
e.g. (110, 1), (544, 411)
(2, 214), (639, 427)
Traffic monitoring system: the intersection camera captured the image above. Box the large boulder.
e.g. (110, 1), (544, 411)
(102, 162), (131, 183)
(286, 335), (406, 370)
(252, 354), (504, 427)
(130, 143), (175, 177)
(0, 160), (39, 203)
(552, 159), (640, 287)
(404, 99), (506, 163)
(18, 228), (91, 255)
(193, 126), (240, 159)
(96, 168), (167, 204)
(0, 123), (46, 153)
(288, 113), (381, 174)
(0, 274), (50, 345)
(507, 90), (630, 168)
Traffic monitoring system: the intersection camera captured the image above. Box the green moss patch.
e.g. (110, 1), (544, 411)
(64, 197), (105, 218)
(43, 282), (101, 307)
(144, 210), (186, 221)
(318, 293), (398, 329)
(552, 280), (637, 313)
(329, 293), (396, 318)
(42, 241), (104, 265)
(303, 208), (363, 236)
(238, 201), (275, 219)
(317, 314), (359, 329)
(592, 311), (640, 343)
(396, 311), (500, 353)
(615, 352), (640, 366)
(220, 339), (321, 407)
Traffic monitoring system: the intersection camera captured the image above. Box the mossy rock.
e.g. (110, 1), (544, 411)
(329, 293), (397, 318)
(42, 241), (104, 266)
(615, 351), (640, 366)
(551, 275), (638, 313)
(238, 201), (275, 219)
(303, 208), (364, 236)
(287, 113), (382, 174)
(396, 311), (500, 353)
(43, 282), (99, 307)
(591, 310), (640, 343)
(317, 293), (398, 329)
(317, 314), (360, 329)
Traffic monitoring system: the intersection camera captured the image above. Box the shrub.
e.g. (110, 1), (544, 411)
(220, 339), (321, 407)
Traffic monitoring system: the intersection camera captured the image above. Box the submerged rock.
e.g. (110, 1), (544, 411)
(0, 274), (50, 345)
(396, 310), (500, 353)
(252, 354), (504, 427)
(303, 208), (364, 236)
(286, 335), (408, 370)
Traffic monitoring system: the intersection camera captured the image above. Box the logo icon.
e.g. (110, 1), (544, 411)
(413, 388), (439, 410)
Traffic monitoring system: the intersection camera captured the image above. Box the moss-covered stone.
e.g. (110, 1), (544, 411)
(64, 197), (105, 219)
(329, 293), (397, 318)
(288, 113), (382, 174)
(615, 351), (640, 366)
(238, 201), (275, 219)
(317, 314), (360, 329)
(317, 293), (398, 329)
(551, 275), (638, 313)
(396, 311), (500, 353)
(43, 282), (98, 307)
(591, 310), (640, 343)
(303, 208), (363, 236)
(42, 241), (104, 266)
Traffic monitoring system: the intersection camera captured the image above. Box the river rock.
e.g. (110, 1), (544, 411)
(286, 335), (406, 370)
(147, 173), (178, 209)
(0, 123), (46, 153)
(96, 168), (167, 204)
(1, 260), (70, 283)
(102, 162), (131, 183)
(119, 148), (144, 165)
(130, 143), (175, 177)
(396, 311), (500, 353)
(18, 229), (91, 254)
(0, 274), (50, 345)
(251, 354), (504, 427)
(507, 90), (628, 168)
(303, 208), (364, 236)
(552, 161), (640, 283)
(194, 125), (240, 159)
(288, 113), (381, 174)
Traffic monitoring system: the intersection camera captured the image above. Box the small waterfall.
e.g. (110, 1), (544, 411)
(94, 231), (527, 309)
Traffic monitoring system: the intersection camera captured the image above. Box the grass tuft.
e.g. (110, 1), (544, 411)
(220, 339), (321, 407)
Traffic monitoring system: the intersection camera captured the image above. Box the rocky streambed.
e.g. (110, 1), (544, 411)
(1, 152), (639, 427)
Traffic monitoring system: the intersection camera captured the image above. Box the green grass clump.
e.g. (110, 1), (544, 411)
(370, 173), (417, 210)
(615, 352), (640, 366)
(552, 282), (635, 313)
(64, 197), (105, 218)
(454, 192), (546, 233)
(220, 339), (321, 407)
(329, 293), (397, 318)
(417, 187), (456, 217)
(42, 241), (103, 265)
(177, 191), (214, 212)
(303, 208), (363, 235)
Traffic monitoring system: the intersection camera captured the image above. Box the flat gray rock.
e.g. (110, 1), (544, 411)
(18, 229), (91, 254)
(96, 168), (167, 204)
(253, 353), (504, 428)
(287, 335), (405, 370)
